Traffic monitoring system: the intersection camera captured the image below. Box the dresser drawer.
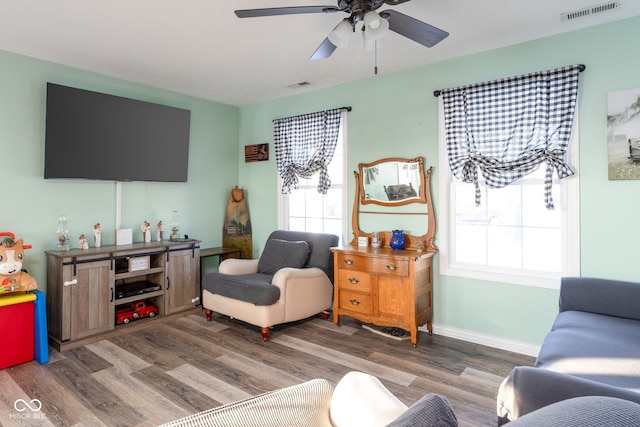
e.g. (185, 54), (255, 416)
(338, 270), (371, 293)
(337, 253), (408, 276)
(338, 290), (372, 315)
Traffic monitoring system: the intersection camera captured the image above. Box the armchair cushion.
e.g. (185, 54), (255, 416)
(257, 239), (310, 275)
(202, 273), (279, 306)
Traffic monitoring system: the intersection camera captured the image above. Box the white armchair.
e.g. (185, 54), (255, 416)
(202, 230), (339, 342)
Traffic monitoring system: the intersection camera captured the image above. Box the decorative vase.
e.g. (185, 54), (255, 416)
(389, 230), (406, 250)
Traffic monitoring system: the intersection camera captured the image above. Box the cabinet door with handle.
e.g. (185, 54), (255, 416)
(67, 259), (114, 341)
(377, 275), (410, 322)
(165, 246), (200, 314)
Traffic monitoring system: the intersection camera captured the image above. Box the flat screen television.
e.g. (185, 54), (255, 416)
(44, 83), (191, 182)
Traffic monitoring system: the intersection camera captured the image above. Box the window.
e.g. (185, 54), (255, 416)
(278, 113), (347, 243)
(436, 65), (583, 289)
(439, 112), (580, 289)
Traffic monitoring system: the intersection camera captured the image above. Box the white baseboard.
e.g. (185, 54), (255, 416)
(422, 324), (540, 358)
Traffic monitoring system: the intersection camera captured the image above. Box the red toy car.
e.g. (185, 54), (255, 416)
(116, 301), (158, 324)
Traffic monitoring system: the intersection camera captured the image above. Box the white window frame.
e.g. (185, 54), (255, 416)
(277, 112), (348, 244)
(438, 101), (580, 289)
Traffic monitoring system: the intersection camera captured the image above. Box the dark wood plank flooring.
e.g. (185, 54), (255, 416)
(1, 311), (534, 426)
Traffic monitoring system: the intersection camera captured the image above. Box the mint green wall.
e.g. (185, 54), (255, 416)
(239, 16), (640, 347)
(0, 51), (239, 291)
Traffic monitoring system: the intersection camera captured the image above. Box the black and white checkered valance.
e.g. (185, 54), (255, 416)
(440, 65), (582, 209)
(274, 108), (344, 195)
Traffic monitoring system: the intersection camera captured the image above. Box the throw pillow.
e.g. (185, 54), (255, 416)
(257, 239), (310, 275)
(387, 394), (458, 427)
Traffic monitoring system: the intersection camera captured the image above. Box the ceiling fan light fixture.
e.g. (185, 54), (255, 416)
(363, 11), (389, 41)
(328, 19), (353, 48)
(364, 11), (382, 29)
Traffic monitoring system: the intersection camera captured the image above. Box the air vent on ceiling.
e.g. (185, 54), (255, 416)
(285, 81), (313, 89)
(561, 1), (621, 22)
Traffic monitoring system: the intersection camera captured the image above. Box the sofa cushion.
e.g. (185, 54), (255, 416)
(535, 311), (640, 391)
(387, 394), (458, 427)
(507, 396), (640, 427)
(257, 239), (310, 275)
(202, 273), (279, 306)
(330, 371), (407, 427)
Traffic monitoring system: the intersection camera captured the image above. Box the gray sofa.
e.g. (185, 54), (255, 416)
(498, 276), (640, 424)
(161, 371), (640, 427)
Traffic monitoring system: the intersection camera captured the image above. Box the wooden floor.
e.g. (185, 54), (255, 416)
(1, 311), (534, 427)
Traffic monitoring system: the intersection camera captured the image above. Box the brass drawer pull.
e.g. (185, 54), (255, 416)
(348, 277), (360, 285)
(344, 258), (354, 265)
(349, 299), (361, 306)
(386, 263), (398, 271)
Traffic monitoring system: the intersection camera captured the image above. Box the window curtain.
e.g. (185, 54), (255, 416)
(440, 64), (582, 209)
(274, 108), (343, 194)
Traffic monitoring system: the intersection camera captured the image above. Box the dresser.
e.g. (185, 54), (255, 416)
(332, 245), (434, 347)
(342, 157), (437, 347)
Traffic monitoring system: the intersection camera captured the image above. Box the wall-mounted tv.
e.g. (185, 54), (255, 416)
(44, 83), (191, 182)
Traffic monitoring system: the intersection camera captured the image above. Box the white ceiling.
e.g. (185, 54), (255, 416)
(1, 1), (639, 106)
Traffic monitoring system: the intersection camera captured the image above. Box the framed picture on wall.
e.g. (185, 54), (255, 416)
(607, 87), (640, 180)
(244, 143), (269, 162)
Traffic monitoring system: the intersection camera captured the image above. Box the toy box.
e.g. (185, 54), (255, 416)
(0, 292), (35, 369)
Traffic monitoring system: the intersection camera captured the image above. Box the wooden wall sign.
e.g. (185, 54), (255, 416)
(244, 143), (269, 162)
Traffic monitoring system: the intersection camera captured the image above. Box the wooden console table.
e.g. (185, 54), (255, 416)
(200, 246), (242, 262)
(46, 240), (201, 351)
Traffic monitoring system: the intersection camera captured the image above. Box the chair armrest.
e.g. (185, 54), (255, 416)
(271, 268), (334, 317)
(560, 277), (640, 320)
(160, 378), (335, 427)
(497, 366), (640, 425)
(272, 267), (330, 285)
(218, 258), (259, 275)
(271, 268), (333, 294)
(330, 371), (407, 427)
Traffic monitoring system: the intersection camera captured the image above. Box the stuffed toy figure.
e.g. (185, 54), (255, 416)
(0, 237), (37, 293)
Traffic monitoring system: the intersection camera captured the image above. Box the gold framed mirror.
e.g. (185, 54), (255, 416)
(358, 157), (427, 206)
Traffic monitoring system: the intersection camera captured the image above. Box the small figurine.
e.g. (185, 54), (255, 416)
(0, 238), (38, 293)
(78, 234), (89, 249)
(170, 226), (180, 241)
(57, 234), (69, 251)
(156, 220), (164, 242)
(142, 221), (151, 243)
(93, 223), (101, 247)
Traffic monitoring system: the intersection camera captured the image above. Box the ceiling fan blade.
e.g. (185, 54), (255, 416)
(384, 0), (413, 4)
(235, 6), (340, 18)
(381, 9), (449, 48)
(310, 38), (338, 60)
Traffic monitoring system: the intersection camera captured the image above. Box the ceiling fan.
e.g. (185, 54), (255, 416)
(235, 0), (449, 60)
